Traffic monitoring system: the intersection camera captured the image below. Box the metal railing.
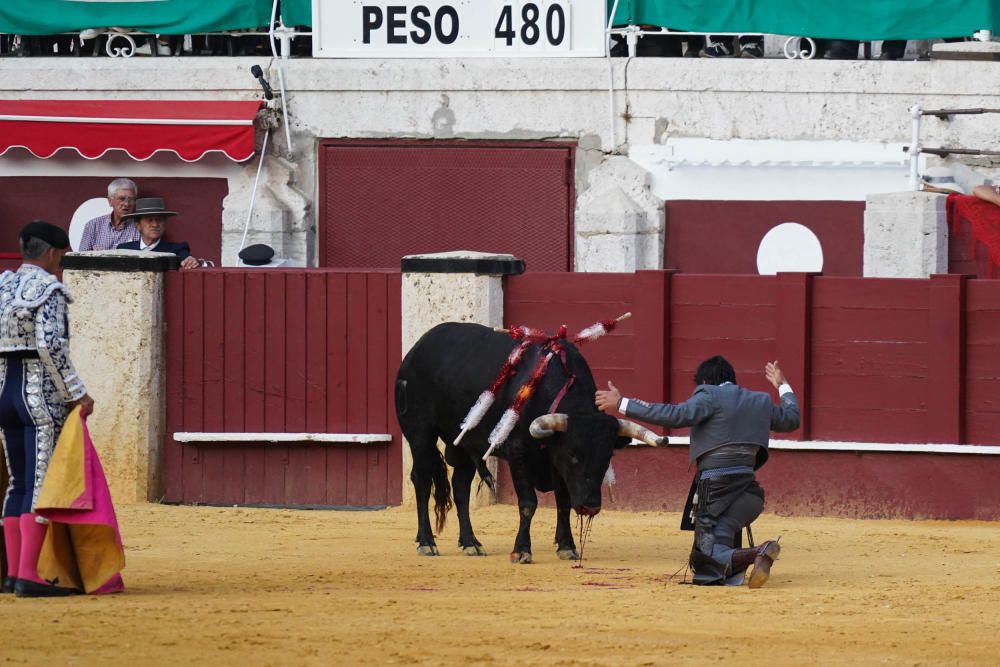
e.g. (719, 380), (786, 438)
(907, 105), (1000, 190)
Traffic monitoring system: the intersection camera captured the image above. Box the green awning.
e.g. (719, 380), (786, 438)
(609, 0), (1000, 41)
(0, 0), (273, 35)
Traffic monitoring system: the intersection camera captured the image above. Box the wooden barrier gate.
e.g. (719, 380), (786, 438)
(503, 270), (1000, 519)
(162, 269), (402, 508)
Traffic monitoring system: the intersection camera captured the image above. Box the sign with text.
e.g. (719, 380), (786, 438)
(312, 0), (606, 57)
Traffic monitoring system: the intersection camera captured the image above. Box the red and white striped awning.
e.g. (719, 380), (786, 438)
(0, 100), (263, 162)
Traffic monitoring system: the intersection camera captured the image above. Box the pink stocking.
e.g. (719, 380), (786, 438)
(2, 516), (20, 581)
(17, 513), (48, 584)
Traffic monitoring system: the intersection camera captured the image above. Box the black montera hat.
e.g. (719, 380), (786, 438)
(239, 244), (275, 266)
(20, 220), (70, 250)
(121, 197), (178, 220)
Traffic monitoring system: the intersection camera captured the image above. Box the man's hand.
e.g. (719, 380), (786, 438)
(595, 381), (622, 414)
(765, 361), (787, 390)
(72, 393), (95, 418)
(180, 256), (200, 271)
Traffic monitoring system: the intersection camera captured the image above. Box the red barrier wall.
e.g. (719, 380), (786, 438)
(163, 269), (402, 508)
(502, 270), (1000, 519)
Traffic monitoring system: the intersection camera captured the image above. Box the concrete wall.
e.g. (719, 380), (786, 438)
(5, 57), (1000, 269)
(864, 191), (949, 278)
(63, 252), (169, 504)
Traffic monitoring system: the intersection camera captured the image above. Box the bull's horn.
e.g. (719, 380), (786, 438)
(617, 419), (666, 447)
(529, 413), (569, 439)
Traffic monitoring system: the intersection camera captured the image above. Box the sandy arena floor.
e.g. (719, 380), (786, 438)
(1, 502), (998, 666)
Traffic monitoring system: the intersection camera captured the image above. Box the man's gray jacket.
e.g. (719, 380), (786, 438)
(623, 383), (800, 469)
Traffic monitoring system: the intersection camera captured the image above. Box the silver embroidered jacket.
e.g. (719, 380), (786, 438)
(0, 265), (87, 402)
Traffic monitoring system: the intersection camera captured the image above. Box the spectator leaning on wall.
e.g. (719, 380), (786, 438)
(115, 198), (209, 270)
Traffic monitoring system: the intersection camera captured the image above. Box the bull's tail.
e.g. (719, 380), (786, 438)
(432, 446), (452, 535)
(394, 378), (408, 417)
(475, 459), (497, 500)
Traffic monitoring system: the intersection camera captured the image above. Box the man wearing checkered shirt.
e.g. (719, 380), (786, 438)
(78, 178), (141, 251)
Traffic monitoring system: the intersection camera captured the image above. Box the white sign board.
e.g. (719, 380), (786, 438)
(312, 0), (607, 58)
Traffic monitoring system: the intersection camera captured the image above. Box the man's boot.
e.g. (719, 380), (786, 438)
(729, 545), (761, 575)
(747, 540), (781, 589)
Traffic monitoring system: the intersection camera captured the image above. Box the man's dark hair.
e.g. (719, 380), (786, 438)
(694, 355), (736, 386)
(20, 236), (53, 260)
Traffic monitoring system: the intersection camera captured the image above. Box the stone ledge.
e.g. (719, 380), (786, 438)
(401, 251), (525, 275)
(63, 250), (180, 273)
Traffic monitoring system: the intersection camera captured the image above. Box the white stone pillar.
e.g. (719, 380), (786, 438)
(863, 191), (948, 278)
(575, 156), (665, 272)
(400, 251), (524, 508)
(62, 250), (177, 504)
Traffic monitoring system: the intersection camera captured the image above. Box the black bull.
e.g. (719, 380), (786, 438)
(394, 322), (661, 563)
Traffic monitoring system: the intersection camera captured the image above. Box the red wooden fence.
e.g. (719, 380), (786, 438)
(163, 269), (402, 508)
(503, 270), (1000, 519)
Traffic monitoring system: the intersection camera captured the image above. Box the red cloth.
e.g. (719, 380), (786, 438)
(946, 193), (1000, 277)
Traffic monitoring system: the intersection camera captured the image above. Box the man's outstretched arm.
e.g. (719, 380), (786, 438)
(766, 360), (800, 432)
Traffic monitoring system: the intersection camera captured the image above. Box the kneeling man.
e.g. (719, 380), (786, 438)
(596, 356), (799, 588)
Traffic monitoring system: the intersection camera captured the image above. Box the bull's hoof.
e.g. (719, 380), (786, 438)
(463, 545), (488, 556)
(416, 545), (440, 556)
(557, 548), (581, 561)
(509, 551), (533, 564)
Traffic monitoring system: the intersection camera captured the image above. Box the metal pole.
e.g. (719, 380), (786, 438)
(909, 104), (922, 191)
(605, 0), (622, 153)
(240, 129), (270, 253)
(268, 0), (294, 156)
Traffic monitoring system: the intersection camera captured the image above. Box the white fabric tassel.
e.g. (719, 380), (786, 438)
(455, 391), (495, 444)
(484, 408), (519, 460)
(603, 462), (616, 488)
(575, 322), (607, 343)
(603, 462), (617, 503)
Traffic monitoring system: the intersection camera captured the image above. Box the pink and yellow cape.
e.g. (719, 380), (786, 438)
(34, 406), (125, 594)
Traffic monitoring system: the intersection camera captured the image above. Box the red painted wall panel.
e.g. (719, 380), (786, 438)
(810, 278), (929, 443)
(319, 140), (574, 272)
(664, 200), (864, 275)
(964, 281), (1000, 445)
(503, 271), (638, 405)
(163, 269), (402, 508)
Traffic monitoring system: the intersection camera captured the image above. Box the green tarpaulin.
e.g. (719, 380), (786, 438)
(281, 0), (312, 27)
(4, 1), (998, 41)
(0, 0), (273, 35)
(609, 0), (1000, 41)
(270, 0), (1000, 40)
